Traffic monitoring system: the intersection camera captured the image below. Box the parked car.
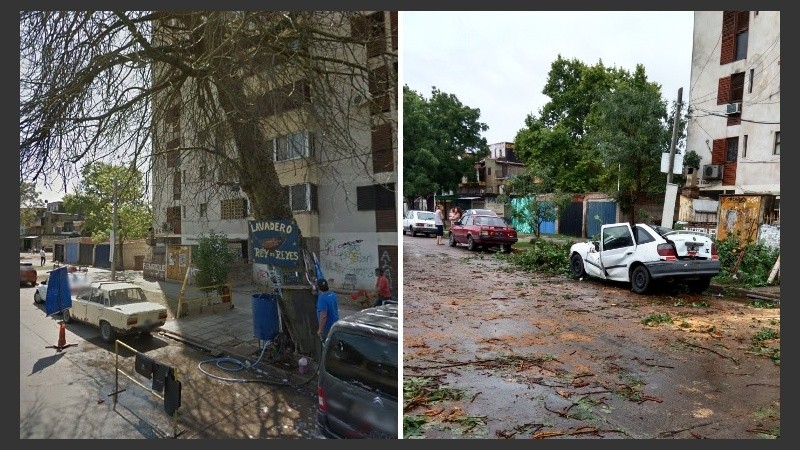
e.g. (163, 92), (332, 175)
(449, 213), (518, 252)
(569, 222), (720, 294)
(62, 281), (168, 342)
(20, 262), (37, 287)
(34, 270), (92, 304)
(317, 303), (398, 439)
(402, 210), (437, 237)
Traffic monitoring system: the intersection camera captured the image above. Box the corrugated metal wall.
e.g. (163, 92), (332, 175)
(586, 200), (617, 239)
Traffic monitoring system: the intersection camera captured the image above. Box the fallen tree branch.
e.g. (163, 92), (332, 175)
(658, 421), (713, 437)
(678, 338), (739, 365)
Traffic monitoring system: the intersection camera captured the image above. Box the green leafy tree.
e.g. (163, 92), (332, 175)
(194, 231), (236, 293)
(403, 85), (489, 203)
(19, 181), (42, 227)
(63, 162), (152, 268)
(585, 65), (682, 223)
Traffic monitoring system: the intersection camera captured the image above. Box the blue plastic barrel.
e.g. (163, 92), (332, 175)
(252, 293), (279, 341)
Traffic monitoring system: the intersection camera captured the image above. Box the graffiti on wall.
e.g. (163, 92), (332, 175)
(380, 249), (395, 294)
(319, 235), (376, 290)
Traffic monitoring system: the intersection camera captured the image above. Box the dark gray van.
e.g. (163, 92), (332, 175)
(317, 303), (398, 439)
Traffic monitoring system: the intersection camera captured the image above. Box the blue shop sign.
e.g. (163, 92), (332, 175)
(249, 219), (301, 266)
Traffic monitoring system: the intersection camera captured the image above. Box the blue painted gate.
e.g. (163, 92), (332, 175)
(65, 242), (79, 265)
(586, 200), (617, 239)
(94, 243), (111, 269)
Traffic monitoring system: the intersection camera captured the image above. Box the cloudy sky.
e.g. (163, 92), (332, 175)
(402, 11), (695, 145)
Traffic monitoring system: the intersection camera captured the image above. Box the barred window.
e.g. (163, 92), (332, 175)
(221, 198), (247, 220)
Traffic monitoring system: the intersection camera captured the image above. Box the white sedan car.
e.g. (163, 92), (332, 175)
(569, 223), (720, 294)
(402, 210), (437, 237)
(63, 281), (168, 342)
(33, 270), (92, 304)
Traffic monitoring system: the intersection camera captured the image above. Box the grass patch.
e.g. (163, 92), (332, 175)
(752, 327), (779, 342)
(403, 415), (427, 438)
(749, 299), (779, 309)
(641, 313), (673, 326)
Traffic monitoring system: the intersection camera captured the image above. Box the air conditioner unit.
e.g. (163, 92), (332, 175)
(703, 164), (723, 180)
(726, 102), (742, 115)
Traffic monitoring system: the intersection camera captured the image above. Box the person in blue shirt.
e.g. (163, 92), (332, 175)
(316, 278), (339, 340)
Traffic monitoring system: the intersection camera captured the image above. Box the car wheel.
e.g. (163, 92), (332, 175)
(100, 321), (116, 343)
(688, 277), (712, 294)
(500, 244), (512, 254)
(631, 265), (652, 294)
(34, 290), (42, 304)
(62, 308), (72, 323)
(411, 226), (417, 237)
(467, 235), (479, 251)
(402, 227), (407, 236)
(570, 253), (586, 278)
(448, 233), (457, 247)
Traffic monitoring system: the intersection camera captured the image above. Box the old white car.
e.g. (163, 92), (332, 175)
(33, 270), (92, 304)
(569, 223), (720, 294)
(63, 281), (168, 342)
(402, 210), (437, 237)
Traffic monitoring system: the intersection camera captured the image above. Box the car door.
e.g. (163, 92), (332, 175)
(71, 288), (92, 322)
(454, 215), (472, 243)
(84, 289), (107, 326)
(403, 211), (412, 231)
(599, 224), (636, 282)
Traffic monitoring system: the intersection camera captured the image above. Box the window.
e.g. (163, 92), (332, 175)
(730, 72), (745, 103)
(166, 145), (180, 168)
(200, 203), (207, 219)
(727, 137), (739, 162)
(274, 131), (314, 162)
(371, 124), (394, 173)
(221, 198), (247, 220)
(182, 205), (186, 219)
(774, 132), (780, 155)
(743, 135), (748, 158)
(357, 183), (395, 232)
(324, 332), (397, 398)
(734, 11), (749, 61)
(173, 171), (181, 200)
(199, 165), (207, 180)
(749, 69), (754, 94)
(285, 183), (318, 212)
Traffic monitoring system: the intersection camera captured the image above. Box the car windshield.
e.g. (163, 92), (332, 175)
(474, 216), (507, 227)
(416, 212), (435, 220)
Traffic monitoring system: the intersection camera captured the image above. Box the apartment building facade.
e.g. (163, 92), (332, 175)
(149, 12), (398, 292)
(687, 11), (780, 204)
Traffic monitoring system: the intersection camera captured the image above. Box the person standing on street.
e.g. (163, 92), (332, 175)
(434, 204), (445, 245)
(39, 248), (46, 267)
(373, 267), (393, 307)
(316, 278), (339, 341)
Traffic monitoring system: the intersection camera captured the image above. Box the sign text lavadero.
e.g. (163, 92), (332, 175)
(249, 219), (301, 266)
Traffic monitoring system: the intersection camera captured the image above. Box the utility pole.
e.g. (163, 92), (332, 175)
(110, 180), (118, 281)
(661, 87), (683, 228)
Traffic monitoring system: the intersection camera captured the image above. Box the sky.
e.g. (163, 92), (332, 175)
(402, 11), (695, 145)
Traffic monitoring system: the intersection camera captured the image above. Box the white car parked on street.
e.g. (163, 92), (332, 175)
(402, 210), (437, 237)
(34, 270), (92, 304)
(63, 281), (168, 342)
(569, 223), (720, 294)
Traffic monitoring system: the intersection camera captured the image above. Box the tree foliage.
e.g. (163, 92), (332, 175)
(62, 162), (152, 244)
(498, 167), (571, 237)
(514, 56), (686, 222)
(403, 85), (489, 202)
(20, 181), (42, 226)
(194, 231), (236, 292)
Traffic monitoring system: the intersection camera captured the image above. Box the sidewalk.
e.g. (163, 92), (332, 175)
(30, 256), (367, 380)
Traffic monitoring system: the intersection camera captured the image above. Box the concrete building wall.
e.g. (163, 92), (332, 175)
(687, 11), (780, 196)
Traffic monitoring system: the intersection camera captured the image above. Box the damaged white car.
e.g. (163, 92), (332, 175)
(569, 223), (720, 294)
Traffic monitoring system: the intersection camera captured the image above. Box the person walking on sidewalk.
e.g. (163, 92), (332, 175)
(316, 278), (339, 341)
(39, 248), (46, 267)
(373, 267), (393, 307)
(434, 204), (445, 245)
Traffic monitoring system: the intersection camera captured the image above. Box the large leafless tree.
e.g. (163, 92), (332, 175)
(20, 11), (397, 355)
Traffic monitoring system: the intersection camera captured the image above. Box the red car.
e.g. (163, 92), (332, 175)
(449, 214), (518, 253)
(20, 262), (38, 287)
